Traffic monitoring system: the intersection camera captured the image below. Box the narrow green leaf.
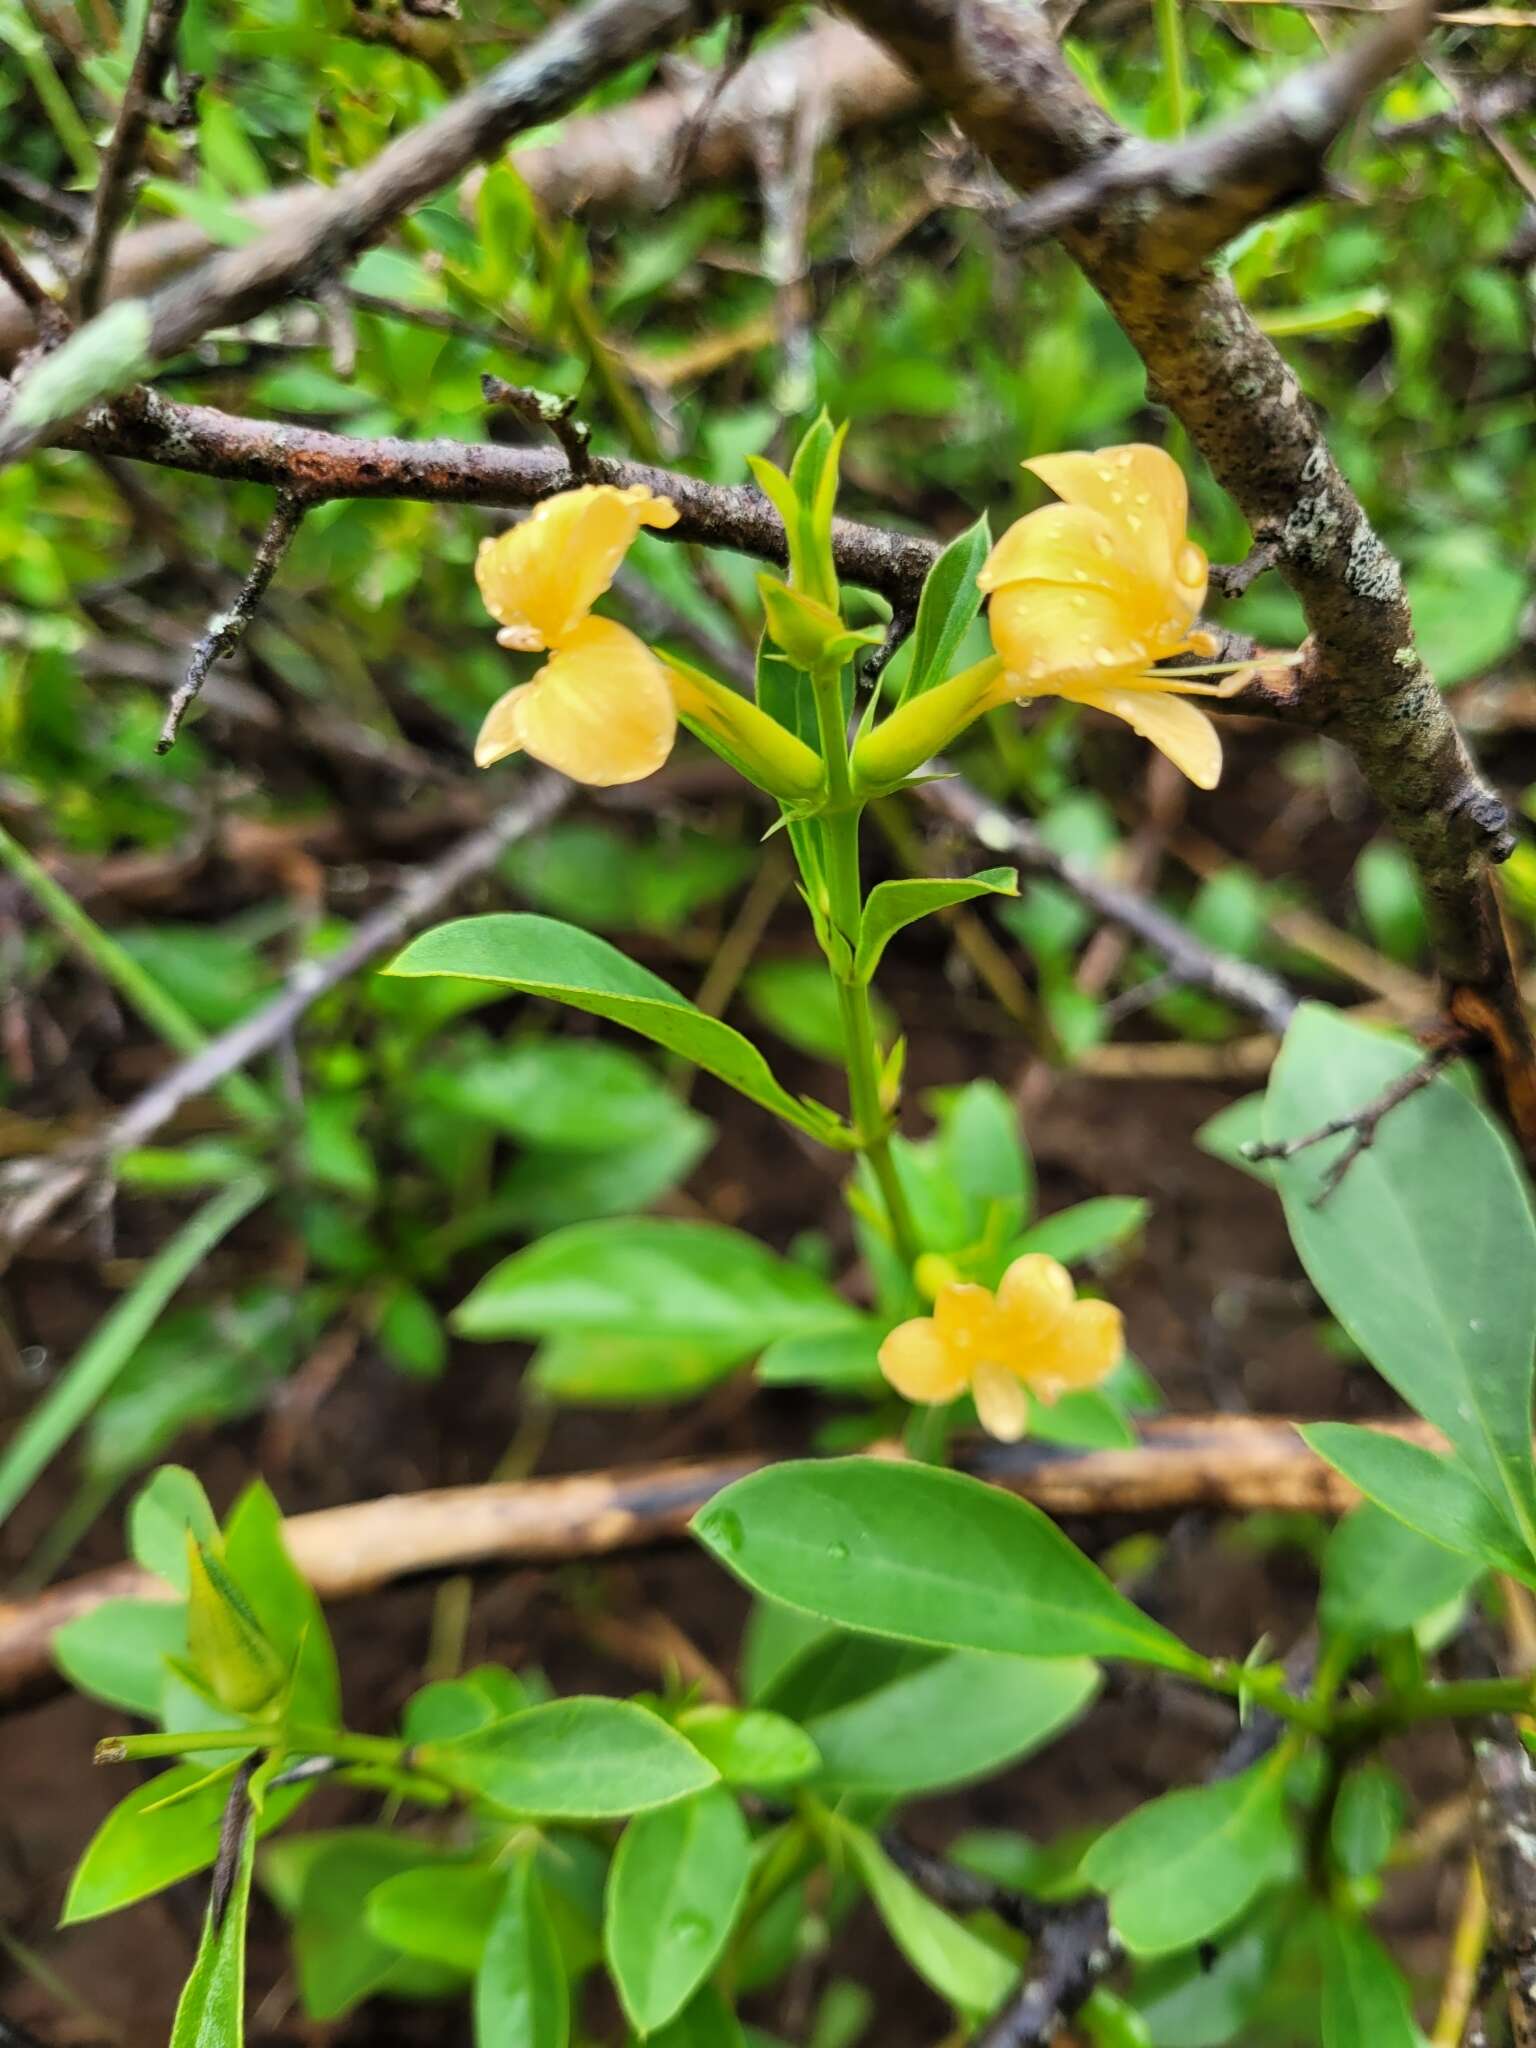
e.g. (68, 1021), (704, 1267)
(693, 1459), (1200, 1673)
(1301, 1423), (1532, 1579)
(756, 1325), (883, 1391)
(169, 1792), (256, 2048)
(605, 1785), (752, 2033)
(1015, 1198), (1149, 1266)
(456, 1218), (857, 1352)
(1081, 1758), (1295, 1957)
(837, 1819), (1017, 2012)
(1265, 1006), (1536, 1553)
(1317, 1914), (1418, 2048)
(901, 514), (992, 703)
(419, 1698), (717, 1819)
(0, 1179), (268, 1528)
(386, 916), (845, 1143)
(222, 1480), (341, 1728)
(674, 1705), (821, 1789)
(264, 1832), (458, 2019)
(854, 869), (1018, 983)
(475, 1856), (569, 2048)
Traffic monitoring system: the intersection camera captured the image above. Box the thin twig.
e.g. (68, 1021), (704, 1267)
(1209, 536), (1282, 600)
(481, 372), (592, 478)
(920, 772), (1300, 1034)
(0, 233), (66, 344)
(1241, 1036), (1466, 1203)
(158, 492), (308, 751)
(0, 1414), (1446, 1704)
(0, 772), (570, 1254)
(73, 0), (192, 319)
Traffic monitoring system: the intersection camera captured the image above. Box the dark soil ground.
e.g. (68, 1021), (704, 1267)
(0, 736), (1467, 2044)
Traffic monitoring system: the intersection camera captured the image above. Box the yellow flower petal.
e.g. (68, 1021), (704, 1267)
(933, 1281), (1004, 1362)
(1024, 445), (1204, 616)
(979, 503), (1128, 596)
(514, 617), (677, 787)
(878, 1316), (971, 1404)
(996, 1253), (1075, 1343)
(989, 579), (1162, 691)
(1029, 1299), (1124, 1401)
(1067, 682), (1223, 789)
(972, 1361), (1031, 1442)
(474, 683), (534, 768)
(475, 485), (679, 650)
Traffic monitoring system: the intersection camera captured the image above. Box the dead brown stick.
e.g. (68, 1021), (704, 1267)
(0, 1413), (1440, 1704)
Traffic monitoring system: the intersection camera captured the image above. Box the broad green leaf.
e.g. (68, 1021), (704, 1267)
(169, 1794), (256, 2048)
(694, 1459), (1199, 1673)
(456, 1218), (857, 1353)
(1081, 1758), (1295, 1957)
(129, 1465), (219, 1590)
(675, 1705), (821, 1789)
(264, 1832), (458, 2019)
(64, 1767), (304, 1924)
(854, 869), (1018, 983)
(1317, 1914), (1418, 2048)
(1300, 1423), (1532, 1579)
(419, 1038), (694, 1153)
(742, 1602), (833, 1705)
(488, 1117), (711, 1234)
(222, 1481), (341, 1728)
(935, 1079), (1033, 1231)
(837, 1819), (1017, 2012)
(756, 1325), (883, 1392)
(1193, 1095), (1275, 1186)
(802, 1650), (1098, 1797)
(743, 958), (894, 1063)
(401, 1677), (503, 1745)
(1015, 1199), (1149, 1267)
(386, 916), (843, 1142)
(53, 1597), (186, 1715)
(1132, 1918), (1277, 2047)
(1319, 1501), (1483, 1643)
(366, 1865), (502, 1975)
(531, 1332), (745, 1405)
(605, 1785), (752, 2032)
(1329, 1764), (1405, 1881)
(901, 514), (992, 702)
(475, 1856), (568, 2048)
(419, 1698), (717, 1819)
(1264, 1006), (1536, 1553)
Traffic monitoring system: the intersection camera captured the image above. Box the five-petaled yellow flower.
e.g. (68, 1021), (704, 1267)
(475, 484), (682, 787)
(879, 1254), (1123, 1442)
(979, 444), (1245, 791)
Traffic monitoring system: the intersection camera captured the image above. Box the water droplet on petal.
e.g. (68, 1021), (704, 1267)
(1125, 514), (1143, 534)
(1093, 532), (1114, 559)
(1133, 491), (1151, 507)
(1069, 594), (1088, 611)
(1027, 658), (1049, 681)
(1095, 466), (1116, 484)
(1177, 543), (1205, 583)
(1109, 489), (1126, 506)
(1094, 646), (1120, 667)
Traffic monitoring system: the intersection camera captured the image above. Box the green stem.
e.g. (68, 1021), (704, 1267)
(808, 668), (920, 1267)
(1155, 0), (1191, 136)
(98, 1722), (412, 1772)
(1335, 1676), (1536, 1739)
(1191, 1657), (1333, 1736)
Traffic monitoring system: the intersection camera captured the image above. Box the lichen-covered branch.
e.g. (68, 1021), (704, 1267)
(831, 0), (1536, 1158)
(160, 490), (308, 750)
(0, 0), (715, 469)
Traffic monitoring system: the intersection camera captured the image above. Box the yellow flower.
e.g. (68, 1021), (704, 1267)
(878, 1253), (1123, 1442)
(979, 444), (1246, 791)
(474, 485), (682, 786)
(475, 484), (679, 653)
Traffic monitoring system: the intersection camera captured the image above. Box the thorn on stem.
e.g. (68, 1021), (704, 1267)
(481, 373), (593, 480)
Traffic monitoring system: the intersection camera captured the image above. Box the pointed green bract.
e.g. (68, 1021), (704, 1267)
(386, 916), (847, 1144)
(900, 513), (991, 703)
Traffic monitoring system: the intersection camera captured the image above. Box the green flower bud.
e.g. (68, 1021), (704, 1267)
(850, 657), (1007, 793)
(185, 1536), (287, 1715)
(664, 653), (827, 803)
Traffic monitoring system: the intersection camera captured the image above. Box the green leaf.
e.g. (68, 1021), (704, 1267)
(419, 1698), (717, 1819)
(475, 1856), (569, 2048)
(836, 1819), (1017, 2013)
(935, 1079), (1033, 1232)
(1329, 1764), (1405, 1882)
(901, 514), (992, 702)
(7, 298), (154, 433)
(854, 870), (1017, 983)
(694, 1459), (1199, 1673)
(1317, 1914), (1418, 2048)
(756, 1325), (883, 1392)
(366, 1865), (502, 1975)
(605, 1784), (752, 2032)
(264, 1832), (456, 2019)
(802, 1650), (1098, 1797)
(169, 1793), (256, 2048)
(53, 1597), (186, 1715)
(1081, 1758), (1295, 1958)
(129, 1465), (219, 1590)
(456, 1218), (858, 1353)
(1320, 1501), (1483, 1643)
(646, 1983), (747, 2048)
(1265, 1006), (1536, 1554)
(1301, 1423), (1532, 1579)
(1194, 1096), (1275, 1186)
(420, 1038), (694, 1153)
(0, 1178), (268, 1529)
(1015, 1198), (1149, 1266)
(386, 917), (843, 1143)
(64, 1767), (305, 1924)
(532, 1332), (745, 1406)
(675, 1705), (821, 1789)
(743, 958), (893, 1063)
